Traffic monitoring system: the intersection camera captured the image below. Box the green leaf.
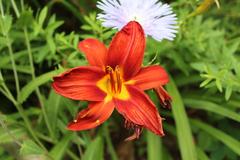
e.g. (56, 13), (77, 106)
(16, 10), (33, 28)
(82, 136), (104, 160)
(166, 78), (197, 160)
(20, 140), (45, 155)
(196, 147), (209, 160)
(191, 119), (240, 156)
(38, 7), (48, 28)
(0, 127), (26, 144)
(45, 90), (61, 139)
(49, 133), (73, 160)
(225, 85), (233, 100)
(147, 131), (162, 160)
(184, 99), (240, 123)
(18, 69), (63, 104)
(0, 15), (12, 35)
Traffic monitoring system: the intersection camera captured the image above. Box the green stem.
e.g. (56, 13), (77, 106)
(0, 113), (22, 146)
(47, 0), (84, 23)
(6, 35), (20, 96)
(10, 0), (20, 17)
(23, 27), (54, 139)
(16, 103), (47, 150)
(0, 0), (4, 16)
(103, 123), (118, 160)
(2, 0), (46, 150)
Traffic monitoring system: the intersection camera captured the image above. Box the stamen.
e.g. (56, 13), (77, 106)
(106, 66), (116, 93)
(115, 66), (122, 93)
(105, 66), (123, 94)
(124, 119), (143, 141)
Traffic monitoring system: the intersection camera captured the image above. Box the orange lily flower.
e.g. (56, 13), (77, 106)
(52, 21), (171, 140)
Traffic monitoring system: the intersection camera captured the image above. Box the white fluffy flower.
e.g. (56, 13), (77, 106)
(97, 0), (178, 41)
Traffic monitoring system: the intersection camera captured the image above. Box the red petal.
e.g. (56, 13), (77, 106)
(52, 66), (106, 101)
(107, 21), (145, 79)
(68, 101), (114, 131)
(154, 86), (172, 109)
(131, 65), (169, 90)
(78, 38), (107, 67)
(114, 86), (164, 136)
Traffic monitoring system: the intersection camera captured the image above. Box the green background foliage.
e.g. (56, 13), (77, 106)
(0, 0), (239, 159)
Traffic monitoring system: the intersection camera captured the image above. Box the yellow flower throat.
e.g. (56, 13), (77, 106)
(97, 65), (130, 102)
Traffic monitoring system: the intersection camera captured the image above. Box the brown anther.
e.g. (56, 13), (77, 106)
(124, 119), (143, 141)
(154, 86), (172, 109)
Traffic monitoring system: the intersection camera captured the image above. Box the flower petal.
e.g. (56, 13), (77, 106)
(114, 86), (164, 136)
(52, 66), (106, 101)
(154, 86), (172, 109)
(107, 21), (145, 79)
(78, 38), (107, 67)
(130, 65), (169, 90)
(68, 101), (114, 131)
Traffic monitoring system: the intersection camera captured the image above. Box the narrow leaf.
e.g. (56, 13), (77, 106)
(82, 136), (104, 160)
(184, 99), (240, 123)
(166, 78), (197, 160)
(49, 133), (73, 160)
(20, 140), (45, 155)
(191, 119), (240, 155)
(18, 69), (62, 104)
(147, 131), (162, 160)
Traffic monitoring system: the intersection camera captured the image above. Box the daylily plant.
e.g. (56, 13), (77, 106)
(52, 21), (171, 140)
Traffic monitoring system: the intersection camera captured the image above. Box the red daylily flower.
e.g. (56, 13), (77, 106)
(52, 21), (171, 140)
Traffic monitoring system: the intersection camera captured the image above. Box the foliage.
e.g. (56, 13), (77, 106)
(0, 0), (240, 160)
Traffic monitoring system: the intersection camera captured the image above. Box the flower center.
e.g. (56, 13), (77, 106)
(97, 65), (130, 102)
(105, 65), (122, 94)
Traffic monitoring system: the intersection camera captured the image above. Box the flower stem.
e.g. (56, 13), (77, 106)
(6, 35), (20, 96)
(1, 0), (47, 150)
(10, 0), (20, 17)
(23, 27), (55, 140)
(103, 123), (118, 160)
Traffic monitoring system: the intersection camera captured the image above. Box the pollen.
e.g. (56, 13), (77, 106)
(96, 120), (100, 124)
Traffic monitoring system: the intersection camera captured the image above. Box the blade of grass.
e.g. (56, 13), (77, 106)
(184, 98), (240, 123)
(196, 147), (209, 160)
(82, 136), (104, 160)
(49, 132), (73, 160)
(147, 131), (162, 160)
(166, 77), (197, 160)
(191, 119), (240, 155)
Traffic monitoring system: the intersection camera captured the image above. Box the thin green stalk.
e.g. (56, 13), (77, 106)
(0, 0), (4, 16)
(103, 123), (118, 160)
(1, 0), (46, 150)
(16, 103), (47, 150)
(0, 114), (22, 146)
(10, 0), (20, 17)
(66, 150), (79, 160)
(20, 0), (24, 10)
(6, 35), (20, 96)
(23, 27), (54, 139)
(47, 0), (84, 23)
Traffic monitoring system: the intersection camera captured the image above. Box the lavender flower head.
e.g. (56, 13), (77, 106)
(97, 0), (178, 41)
